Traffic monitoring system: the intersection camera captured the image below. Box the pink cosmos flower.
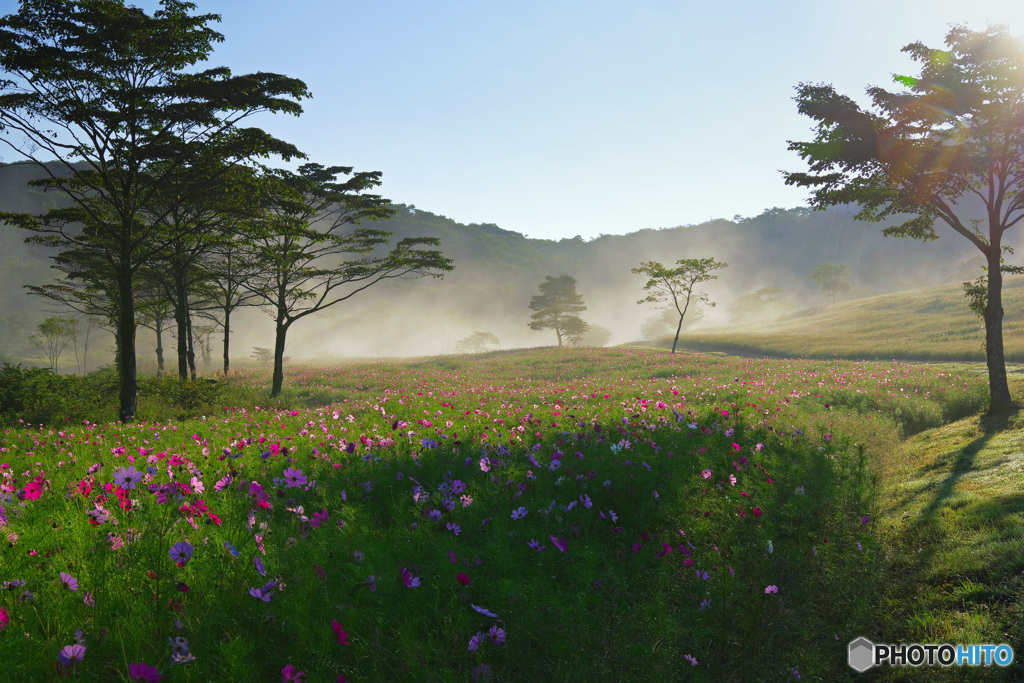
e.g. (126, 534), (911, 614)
(765, 585), (779, 594)
(0, 606), (8, 631)
(456, 572), (470, 587)
(549, 535), (567, 552)
(701, 469), (712, 479)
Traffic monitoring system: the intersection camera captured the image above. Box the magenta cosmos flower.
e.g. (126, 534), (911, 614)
(128, 661), (161, 682)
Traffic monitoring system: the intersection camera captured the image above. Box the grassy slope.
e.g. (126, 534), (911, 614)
(870, 376), (1024, 680)
(670, 276), (1024, 362)
(641, 281), (1024, 677)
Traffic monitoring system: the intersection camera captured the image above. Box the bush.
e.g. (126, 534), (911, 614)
(0, 362), (111, 425)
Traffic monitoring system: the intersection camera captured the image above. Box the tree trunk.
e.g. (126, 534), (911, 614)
(671, 313), (684, 354)
(116, 265), (138, 422)
(984, 252), (1013, 414)
(186, 309), (196, 380)
(271, 316), (288, 398)
(155, 320), (165, 378)
(222, 305), (231, 376)
(174, 292), (188, 380)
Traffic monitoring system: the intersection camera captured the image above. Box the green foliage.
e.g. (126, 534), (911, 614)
(0, 0), (309, 421)
(0, 363), (111, 425)
(137, 376), (223, 413)
(784, 24), (1024, 412)
(527, 274), (588, 347)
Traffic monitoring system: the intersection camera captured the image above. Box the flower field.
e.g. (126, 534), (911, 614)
(0, 348), (989, 681)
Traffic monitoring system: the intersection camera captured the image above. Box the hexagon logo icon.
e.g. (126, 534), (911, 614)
(848, 637), (875, 672)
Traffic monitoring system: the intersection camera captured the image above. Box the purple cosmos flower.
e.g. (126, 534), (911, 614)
(511, 506), (527, 520)
(527, 538), (546, 552)
(487, 625), (506, 644)
(168, 542), (193, 566)
(468, 632), (483, 651)
(59, 572), (78, 591)
(471, 604), (498, 618)
(765, 585), (779, 594)
(312, 509), (328, 528)
(446, 522), (461, 536)
(249, 580), (277, 602)
(549, 535), (567, 552)
(282, 467), (307, 488)
(254, 556), (266, 577)
(58, 644), (86, 667)
(113, 466), (143, 489)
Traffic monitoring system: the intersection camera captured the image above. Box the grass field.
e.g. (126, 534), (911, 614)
(3, 346), (1021, 680)
(669, 276), (1024, 362)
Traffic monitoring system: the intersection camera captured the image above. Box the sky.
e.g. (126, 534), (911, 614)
(15, 0), (1024, 240)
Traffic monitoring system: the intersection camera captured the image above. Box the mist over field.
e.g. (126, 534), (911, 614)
(0, 162), (996, 368)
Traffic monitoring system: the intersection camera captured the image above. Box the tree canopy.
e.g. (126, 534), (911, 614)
(527, 274), (587, 348)
(784, 24), (1024, 413)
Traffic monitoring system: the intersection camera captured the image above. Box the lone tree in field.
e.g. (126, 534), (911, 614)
(632, 257), (727, 354)
(810, 262), (851, 303)
(784, 25), (1024, 414)
(527, 275), (587, 347)
(455, 331), (500, 354)
(0, 0), (308, 421)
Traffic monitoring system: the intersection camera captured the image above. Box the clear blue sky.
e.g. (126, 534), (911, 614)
(115, 1), (1024, 239)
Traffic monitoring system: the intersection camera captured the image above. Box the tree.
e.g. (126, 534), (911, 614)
(561, 316), (591, 347)
(527, 275), (587, 347)
(784, 25), (1024, 413)
(455, 331), (500, 354)
(581, 324), (613, 347)
(244, 164), (454, 397)
(641, 307), (703, 340)
(31, 316), (76, 372)
(632, 258), (727, 354)
(729, 286), (795, 323)
(809, 263), (851, 303)
(0, 0), (308, 420)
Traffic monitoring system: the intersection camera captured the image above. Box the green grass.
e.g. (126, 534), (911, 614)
(667, 276), (1024, 362)
(867, 398), (1024, 680)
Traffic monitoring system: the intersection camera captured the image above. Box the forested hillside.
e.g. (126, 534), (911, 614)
(0, 161), (986, 363)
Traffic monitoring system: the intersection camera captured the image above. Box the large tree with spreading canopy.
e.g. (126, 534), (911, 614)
(784, 25), (1024, 414)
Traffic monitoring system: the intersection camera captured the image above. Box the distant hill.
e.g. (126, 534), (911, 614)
(0, 161), (998, 362)
(666, 277), (1024, 363)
